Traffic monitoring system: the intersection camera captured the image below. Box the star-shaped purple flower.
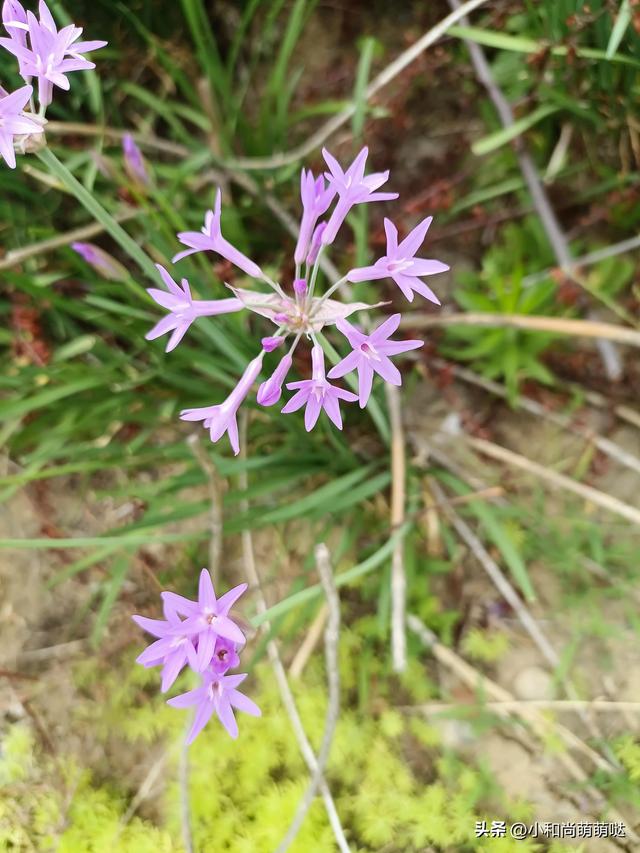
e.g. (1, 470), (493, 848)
(173, 188), (263, 279)
(180, 353), (264, 454)
(132, 600), (198, 693)
(145, 264), (243, 352)
(0, 84), (43, 168)
(321, 146), (398, 245)
(294, 168), (335, 265)
(162, 569), (247, 672)
(328, 314), (423, 407)
(346, 216), (449, 304)
(168, 671), (261, 742)
(0, 1), (107, 108)
(281, 343), (357, 430)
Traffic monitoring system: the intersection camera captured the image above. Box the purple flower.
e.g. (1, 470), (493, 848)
(173, 188), (263, 279)
(71, 241), (127, 281)
(261, 335), (284, 352)
(132, 600), (198, 693)
(0, 84), (43, 168)
(145, 264), (243, 353)
(347, 217), (448, 304)
(321, 146), (398, 245)
(2, 0), (28, 47)
(0, 1), (107, 108)
(282, 343), (357, 430)
(306, 222), (326, 265)
(162, 569), (247, 672)
(293, 278), (307, 297)
(294, 169), (335, 265)
(168, 671), (261, 743)
(122, 132), (149, 187)
(328, 314), (423, 407)
(257, 353), (292, 407)
(180, 353), (264, 454)
(210, 635), (240, 676)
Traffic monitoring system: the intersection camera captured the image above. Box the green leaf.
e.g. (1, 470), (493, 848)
(472, 105), (560, 157)
(607, 0), (632, 59)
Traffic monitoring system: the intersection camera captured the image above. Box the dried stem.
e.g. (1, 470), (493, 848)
(399, 311), (640, 346)
(406, 613), (638, 842)
(187, 434), (223, 583)
(448, 0), (624, 379)
(239, 413), (350, 853)
(403, 699), (640, 714)
(276, 544), (342, 853)
(432, 358), (640, 476)
(289, 603), (328, 680)
(466, 434), (640, 527)
(385, 384), (407, 673)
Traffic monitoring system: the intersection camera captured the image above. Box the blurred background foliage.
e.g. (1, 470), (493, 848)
(2, 0), (640, 850)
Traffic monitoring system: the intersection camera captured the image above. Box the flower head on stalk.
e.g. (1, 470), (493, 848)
(0, 1), (107, 109)
(143, 146), (448, 448)
(122, 132), (150, 187)
(347, 216), (449, 304)
(133, 569), (257, 742)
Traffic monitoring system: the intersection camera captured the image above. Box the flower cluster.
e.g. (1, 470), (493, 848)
(0, 0), (106, 167)
(133, 569), (260, 743)
(145, 146), (448, 453)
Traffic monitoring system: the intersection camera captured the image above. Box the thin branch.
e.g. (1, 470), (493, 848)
(466, 434), (640, 527)
(406, 612), (640, 840)
(187, 434), (223, 584)
(432, 358), (640, 477)
(223, 0), (492, 170)
(276, 544), (342, 853)
(385, 384), (407, 672)
(45, 121), (190, 157)
(399, 311), (640, 346)
(0, 209), (141, 271)
(239, 413), (350, 853)
(523, 234), (640, 286)
(403, 699), (640, 714)
(289, 603), (328, 680)
(448, 0), (624, 379)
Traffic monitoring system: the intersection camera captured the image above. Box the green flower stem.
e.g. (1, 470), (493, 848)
(317, 331), (391, 446)
(36, 147), (159, 284)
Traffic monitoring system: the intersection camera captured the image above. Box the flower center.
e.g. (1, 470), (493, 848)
(360, 341), (380, 361)
(387, 258), (411, 273)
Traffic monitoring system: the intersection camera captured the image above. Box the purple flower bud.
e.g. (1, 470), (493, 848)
(257, 353), (292, 407)
(122, 132), (150, 187)
(306, 222), (326, 265)
(72, 242), (127, 281)
(273, 312), (288, 323)
(261, 336), (284, 352)
(293, 278), (307, 297)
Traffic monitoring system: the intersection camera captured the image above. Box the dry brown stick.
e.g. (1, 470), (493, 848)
(426, 446), (620, 758)
(403, 699), (640, 714)
(386, 384), (407, 673)
(45, 121), (189, 157)
(289, 603), (328, 680)
(0, 209), (141, 271)
(466, 435), (640, 527)
(187, 434), (223, 583)
(433, 358), (640, 476)
(406, 613), (638, 842)
(399, 312), (640, 346)
(276, 544), (342, 853)
(238, 413), (350, 853)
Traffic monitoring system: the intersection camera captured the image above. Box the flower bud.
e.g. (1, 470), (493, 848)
(72, 242), (127, 281)
(261, 336), (284, 353)
(306, 222), (326, 265)
(257, 354), (292, 407)
(293, 278), (307, 297)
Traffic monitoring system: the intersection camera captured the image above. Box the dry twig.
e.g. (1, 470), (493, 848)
(277, 544), (342, 853)
(239, 413), (350, 853)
